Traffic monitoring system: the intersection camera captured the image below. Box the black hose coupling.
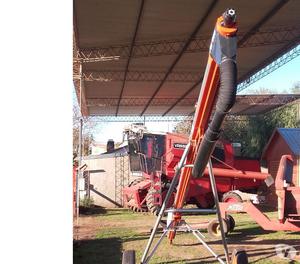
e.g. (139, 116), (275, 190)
(222, 8), (236, 27)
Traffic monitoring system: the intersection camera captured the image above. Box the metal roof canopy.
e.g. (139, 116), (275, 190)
(73, 0), (300, 117)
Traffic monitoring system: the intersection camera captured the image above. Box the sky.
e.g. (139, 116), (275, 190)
(240, 53), (300, 94)
(76, 49), (300, 144)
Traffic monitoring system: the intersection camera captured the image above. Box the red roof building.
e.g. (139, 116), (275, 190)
(262, 128), (300, 207)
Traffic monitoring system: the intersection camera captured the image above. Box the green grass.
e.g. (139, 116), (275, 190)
(96, 227), (139, 240)
(74, 209), (300, 264)
(97, 208), (141, 221)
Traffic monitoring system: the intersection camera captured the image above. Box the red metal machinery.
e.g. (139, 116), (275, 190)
(220, 154), (300, 232)
(123, 127), (269, 214)
(123, 8), (251, 264)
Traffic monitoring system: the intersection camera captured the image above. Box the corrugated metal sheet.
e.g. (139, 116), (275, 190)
(278, 128), (300, 156)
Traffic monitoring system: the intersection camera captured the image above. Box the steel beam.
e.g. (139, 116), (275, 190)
(116, 0), (145, 116)
(86, 97), (196, 107)
(86, 115), (194, 123)
(86, 94), (300, 107)
(238, 0), (290, 47)
(140, 0), (218, 116)
(73, 59), (88, 116)
(73, 1), (88, 116)
(75, 26), (300, 62)
(75, 70), (201, 82)
(163, 1), (292, 114)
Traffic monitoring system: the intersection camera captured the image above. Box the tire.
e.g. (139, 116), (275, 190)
(128, 178), (143, 187)
(207, 218), (229, 238)
(222, 192), (242, 203)
(146, 186), (160, 215)
(231, 249), (248, 264)
(226, 214), (235, 232)
(146, 185), (174, 215)
(122, 250), (136, 264)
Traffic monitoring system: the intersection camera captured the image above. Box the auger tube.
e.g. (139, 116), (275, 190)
(192, 55), (237, 177)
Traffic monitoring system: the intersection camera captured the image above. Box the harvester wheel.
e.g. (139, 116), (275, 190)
(226, 214), (235, 232)
(146, 186), (174, 215)
(146, 186), (161, 215)
(207, 218), (229, 238)
(231, 248), (248, 264)
(122, 250), (136, 264)
(222, 192), (242, 203)
(128, 178), (143, 187)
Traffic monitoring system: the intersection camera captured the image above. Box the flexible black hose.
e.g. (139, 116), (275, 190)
(192, 58), (237, 178)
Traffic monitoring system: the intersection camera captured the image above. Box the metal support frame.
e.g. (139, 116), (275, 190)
(85, 115), (194, 123)
(86, 97), (196, 107)
(75, 26), (300, 63)
(74, 70), (201, 83)
(159, 1), (293, 115)
(140, 143), (230, 264)
(116, 0), (145, 116)
(140, 0), (218, 116)
(76, 118), (83, 221)
(86, 95), (300, 107)
(237, 0), (290, 47)
(115, 153), (130, 206)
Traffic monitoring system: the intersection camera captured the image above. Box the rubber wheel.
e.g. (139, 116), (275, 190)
(146, 185), (174, 215)
(231, 248), (248, 264)
(222, 192), (243, 203)
(146, 186), (160, 215)
(226, 214), (235, 232)
(207, 218), (229, 238)
(128, 178), (143, 187)
(122, 250), (136, 264)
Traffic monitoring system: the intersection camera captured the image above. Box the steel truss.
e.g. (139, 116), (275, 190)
(238, 44), (300, 91)
(75, 26), (300, 62)
(115, 154), (130, 206)
(87, 97), (196, 107)
(76, 71), (200, 83)
(86, 115), (194, 123)
(86, 95), (299, 107)
(235, 94), (300, 105)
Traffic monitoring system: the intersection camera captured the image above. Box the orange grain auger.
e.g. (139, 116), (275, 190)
(169, 7), (238, 243)
(122, 9), (249, 264)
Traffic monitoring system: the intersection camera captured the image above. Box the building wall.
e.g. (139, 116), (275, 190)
(84, 157), (117, 207)
(264, 133), (299, 207)
(83, 155), (132, 208)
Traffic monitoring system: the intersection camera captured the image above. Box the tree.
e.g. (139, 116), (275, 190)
(174, 84), (299, 158)
(73, 104), (96, 157)
(291, 81), (300, 94)
(223, 85), (299, 158)
(173, 117), (192, 135)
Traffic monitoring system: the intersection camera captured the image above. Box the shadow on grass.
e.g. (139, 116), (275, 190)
(229, 225), (276, 239)
(158, 245), (280, 263)
(74, 237), (121, 264)
(79, 205), (107, 215)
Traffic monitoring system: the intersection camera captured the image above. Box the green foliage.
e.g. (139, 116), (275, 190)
(173, 117), (192, 135)
(174, 103), (299, 158)
(223, 103), (298, 158)
(80, 196), (94, 208)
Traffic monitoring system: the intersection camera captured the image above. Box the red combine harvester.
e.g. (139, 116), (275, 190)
(123, 124), (269, 214)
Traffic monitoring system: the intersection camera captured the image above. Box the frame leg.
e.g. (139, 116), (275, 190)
(207, 159), (230, 264)
(140, 143), (191, 263)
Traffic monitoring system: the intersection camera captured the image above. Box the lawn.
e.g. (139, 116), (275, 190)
(73, 208), (300, 264)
